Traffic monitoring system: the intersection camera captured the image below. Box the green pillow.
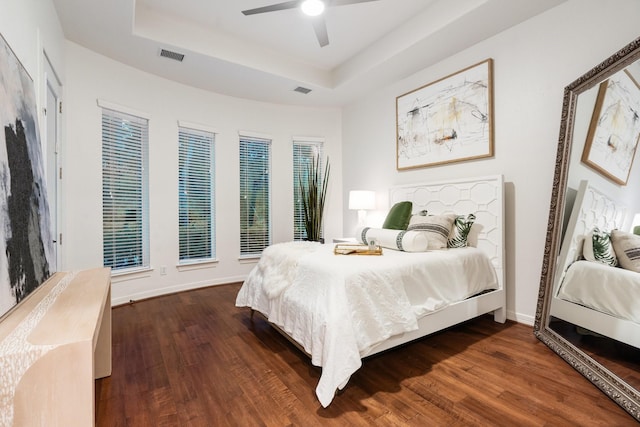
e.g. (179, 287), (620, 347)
(382, 201), (412, 230)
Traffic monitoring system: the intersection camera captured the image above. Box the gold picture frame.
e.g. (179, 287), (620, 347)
(581, 69), (640, 185)
(396, 59), (494, 170)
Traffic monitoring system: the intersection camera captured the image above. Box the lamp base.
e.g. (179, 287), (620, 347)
(357, 210), (367, 227)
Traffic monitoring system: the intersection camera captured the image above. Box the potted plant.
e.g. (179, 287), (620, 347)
(299, 154), (330, 242)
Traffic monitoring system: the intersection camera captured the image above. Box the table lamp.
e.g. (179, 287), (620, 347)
(348, 190), (375, 227)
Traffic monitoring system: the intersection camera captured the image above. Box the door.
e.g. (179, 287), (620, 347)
(44, 54), (61, 271)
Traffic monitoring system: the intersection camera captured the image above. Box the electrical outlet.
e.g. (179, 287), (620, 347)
(160, 266), (167, 275)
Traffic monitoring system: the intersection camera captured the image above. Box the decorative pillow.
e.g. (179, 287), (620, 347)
(582, 227), (617, 267)
(447, 214), (476, 248)
(381, 201), (413, 230)
(407, 213), (456, 250)
(355, 227), (429, 252)
(610, 230), (640, 272)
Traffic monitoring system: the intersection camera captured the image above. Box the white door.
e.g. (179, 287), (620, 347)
(44, 55), (62, 271)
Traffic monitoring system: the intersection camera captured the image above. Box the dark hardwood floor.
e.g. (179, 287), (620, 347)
(95, 283), (637, 426)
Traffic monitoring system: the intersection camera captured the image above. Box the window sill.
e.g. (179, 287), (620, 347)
(176, 259), (218, 272)
(110, 266), (153, 282)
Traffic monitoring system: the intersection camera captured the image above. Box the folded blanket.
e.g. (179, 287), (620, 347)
(256, 241), (321, 299)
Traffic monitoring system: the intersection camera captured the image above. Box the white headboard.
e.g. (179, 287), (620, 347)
(554, 180), (627, 292)
(389, 175), (505, 290)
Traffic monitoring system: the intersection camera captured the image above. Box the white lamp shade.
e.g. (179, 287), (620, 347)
(348, 190), (376, 210)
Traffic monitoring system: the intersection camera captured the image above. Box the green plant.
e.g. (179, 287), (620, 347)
(299, 154), (330, 242)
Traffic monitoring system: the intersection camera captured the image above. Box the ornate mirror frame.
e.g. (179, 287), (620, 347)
(534, 36), (640, 421)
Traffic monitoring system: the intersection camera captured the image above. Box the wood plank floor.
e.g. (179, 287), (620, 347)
(95, 283), (637, 426)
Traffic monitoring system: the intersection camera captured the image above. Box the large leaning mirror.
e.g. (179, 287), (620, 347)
(535, 36), (640, 421)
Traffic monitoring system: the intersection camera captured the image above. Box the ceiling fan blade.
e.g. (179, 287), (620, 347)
(242, 1), (301, 16)
(311, 16), (329, 47)
(329, 0), (380, 6)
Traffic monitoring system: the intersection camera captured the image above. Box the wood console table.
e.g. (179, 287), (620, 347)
(0, 268), (111, 426)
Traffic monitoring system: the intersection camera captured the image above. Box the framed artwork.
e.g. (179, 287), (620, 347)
(0, 33), (54, 320)
(396, 59), (494, 170)
(581, 69), (640, 185)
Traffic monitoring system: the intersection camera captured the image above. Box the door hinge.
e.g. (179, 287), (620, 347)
(59, 233), (62, 245)
(59, 101), (62, 114)
(59, 167), (62, 180)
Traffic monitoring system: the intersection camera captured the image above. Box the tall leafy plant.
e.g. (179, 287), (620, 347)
(299, 154), (330, 242)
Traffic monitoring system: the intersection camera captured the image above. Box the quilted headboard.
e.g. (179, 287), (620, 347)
(554, 180), (627, 293)
(389, 175), (504, 290)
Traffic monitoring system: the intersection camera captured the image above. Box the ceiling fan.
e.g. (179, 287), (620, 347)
(241, 0), (380, 47)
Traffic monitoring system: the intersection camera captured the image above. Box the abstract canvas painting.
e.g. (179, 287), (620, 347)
(0, 33), (54, 319)
(396, 59), (494, 170)
(581, 69), (640, 185)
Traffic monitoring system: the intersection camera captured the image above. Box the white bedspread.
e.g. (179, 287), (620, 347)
(235, 242), (498, 407)
(557, 260), (640, 324)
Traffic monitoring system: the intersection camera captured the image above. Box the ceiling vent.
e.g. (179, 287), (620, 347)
(294, 86), (312, 94)
(159, 49), (185, 62)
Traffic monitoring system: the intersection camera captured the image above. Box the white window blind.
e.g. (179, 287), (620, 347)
(101, 108), (149, 272)
(293, 140), (323, 241)
(239, 136), (271, 256)
(178, 127), (216, 263)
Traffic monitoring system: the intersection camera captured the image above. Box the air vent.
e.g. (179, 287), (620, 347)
(159, 49), (185, 62)
(294, 86), (312, 94)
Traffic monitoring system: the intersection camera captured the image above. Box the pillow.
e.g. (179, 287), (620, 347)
(407, 213), (456, 250)
(447, 213), (476, 248)
(582, 227), (618, 267)
(355, 227), (428, 252)
(382, 201), (412, 230)
(610, 229), (640, 272)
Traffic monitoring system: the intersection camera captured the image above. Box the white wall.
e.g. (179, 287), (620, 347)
(0, 0), (64, 83)
(568, 77), (640, 229)
(7, 0), (638, 319)
(62, 42), (343, 304)
(1, 0), (65, 167)
(342, 0), (640, 324)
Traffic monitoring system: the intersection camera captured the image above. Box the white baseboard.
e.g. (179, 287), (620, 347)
(111, 275), (247, 306)
(508, 310), (535, 326)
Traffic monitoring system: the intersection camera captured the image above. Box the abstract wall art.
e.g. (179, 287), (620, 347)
(396, 59), (494, 170)
(0, 33), (54, 319)
(581, 68), (640, 185)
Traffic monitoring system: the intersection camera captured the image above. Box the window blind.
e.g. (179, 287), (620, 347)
(293, 140), (323, 241)
(178, 127), (216, 263)
(101, 108), (149, 272)
(239, 136), (271, 256)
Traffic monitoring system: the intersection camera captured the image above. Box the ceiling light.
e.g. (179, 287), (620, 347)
(301, 0), (325, 17)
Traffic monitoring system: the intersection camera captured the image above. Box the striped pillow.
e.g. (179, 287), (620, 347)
(610, 230), (640, 272)
(407, 213), (456, 250)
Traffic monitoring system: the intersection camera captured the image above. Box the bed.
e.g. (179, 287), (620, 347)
(236, 175), (506, 407)
(550, 179), (640, 349)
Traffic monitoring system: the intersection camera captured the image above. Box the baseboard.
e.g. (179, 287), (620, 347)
(508, 310), (535, 326)
(111, 275), (247, 306)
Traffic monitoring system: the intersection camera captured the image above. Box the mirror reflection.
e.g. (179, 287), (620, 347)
(546, 49), (640, 401)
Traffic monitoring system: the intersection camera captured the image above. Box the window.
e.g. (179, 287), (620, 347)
(239, 135), (271, 256)
(293, 139), (323, 241)
(101, 107), (149, 272)
(178, 126), (216, 263)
